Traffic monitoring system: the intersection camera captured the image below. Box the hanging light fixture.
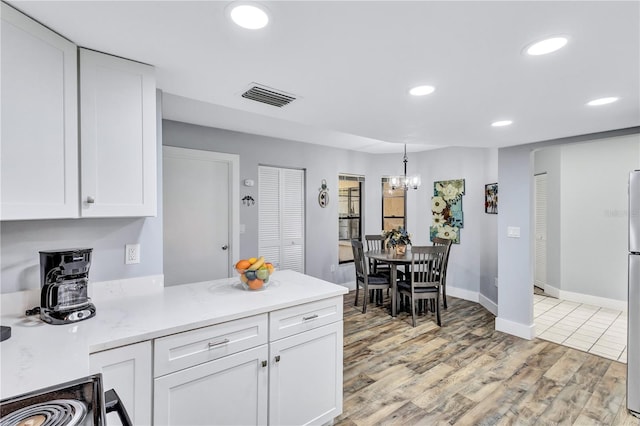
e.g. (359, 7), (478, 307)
(390, 144), (421, 191)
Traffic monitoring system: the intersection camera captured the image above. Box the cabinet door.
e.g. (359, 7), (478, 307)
(1, 3), (78, 220)
(154, 345), (268, 426)
(79, 48), (157, 217)
(89, 341), (152, 426)
(269, 322), (343, 426)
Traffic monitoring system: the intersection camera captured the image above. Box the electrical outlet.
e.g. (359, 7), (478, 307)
(125, 244), (140, 264)
(330, 264), (336, 272)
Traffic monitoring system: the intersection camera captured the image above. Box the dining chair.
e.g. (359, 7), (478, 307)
(351, 240), (391, 314)
(364, 234), (405, 280)
(364, 235), (389, 274)
(397, 245), (447, 327)
(432, 237), (453, 309)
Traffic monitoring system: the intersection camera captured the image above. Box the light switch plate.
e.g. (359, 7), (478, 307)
(507, 226), (521, 238)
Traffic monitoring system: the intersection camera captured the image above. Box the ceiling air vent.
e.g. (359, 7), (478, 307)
(241, 84), (296, 108)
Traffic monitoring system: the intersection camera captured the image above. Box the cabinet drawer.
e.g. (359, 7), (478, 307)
(154, 314), (268, 377)
(269, 296), (342, 341)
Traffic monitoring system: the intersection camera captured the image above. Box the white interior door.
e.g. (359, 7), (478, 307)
(534, 173), (548, 290)
(163, 147), (239, 286)
(258, 166), (305, 272)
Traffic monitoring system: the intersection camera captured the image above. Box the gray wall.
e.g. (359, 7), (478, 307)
(0, 91), (164, 293)
(534, 135), (639, 301)
(163, 120), (499, 301)
(498, 127), (640, 331)
(533, 146), (562, 292)
(162, 120), (372, 284)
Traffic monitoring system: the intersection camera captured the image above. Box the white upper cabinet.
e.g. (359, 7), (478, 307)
(0, 4), (157, 221)
(1, 3), (78, 220)
(79, 48), (157, 217)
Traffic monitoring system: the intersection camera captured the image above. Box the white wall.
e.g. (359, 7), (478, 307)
(498, 128), (640, 339)
(561, 137), (637, 301)
(535, 136), (638, 303)
(533, 146), (562, 291)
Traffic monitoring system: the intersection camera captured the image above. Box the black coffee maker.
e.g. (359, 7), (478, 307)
(39, 248), (96, 325)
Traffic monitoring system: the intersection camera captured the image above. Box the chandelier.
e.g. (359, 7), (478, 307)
(390, 144), (421, 190)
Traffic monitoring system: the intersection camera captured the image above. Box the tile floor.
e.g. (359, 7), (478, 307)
(534, 293), (627, 363)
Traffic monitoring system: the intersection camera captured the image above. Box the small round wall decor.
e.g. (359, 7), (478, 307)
(318, 179), (329, 208)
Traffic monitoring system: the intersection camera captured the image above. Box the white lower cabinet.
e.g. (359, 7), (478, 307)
(152, 296), (343, 425)
(269, 321), (343, 426)
(154, 345), (269, 425)
(89, 341), (153, 426)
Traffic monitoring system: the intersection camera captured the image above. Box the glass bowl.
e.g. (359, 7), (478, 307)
(235, 267), (274, 291)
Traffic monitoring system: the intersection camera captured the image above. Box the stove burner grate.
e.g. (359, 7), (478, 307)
(0, 399), (87, 426)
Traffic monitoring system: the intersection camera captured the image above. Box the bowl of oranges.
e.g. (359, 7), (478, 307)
(235, 256), (275, 291)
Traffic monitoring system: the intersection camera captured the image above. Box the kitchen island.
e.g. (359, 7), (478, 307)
(0, 270), (348, 425)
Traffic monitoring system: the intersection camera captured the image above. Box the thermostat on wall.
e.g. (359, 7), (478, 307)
(244, 179), (255, 187)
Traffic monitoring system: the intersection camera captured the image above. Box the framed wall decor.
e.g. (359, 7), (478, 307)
(430, 179), (465, 244)
(485, 183), (498, 214)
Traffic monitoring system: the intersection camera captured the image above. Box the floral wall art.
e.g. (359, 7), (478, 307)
(485, 183), (498, 214)
(430, 179), (465, 244)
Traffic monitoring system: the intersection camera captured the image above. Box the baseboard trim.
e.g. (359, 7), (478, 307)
(495, 316), (535, 340)
(479, 293), (498, 316)
(544, 285), (626, 311)
(446, 286), (479, 303)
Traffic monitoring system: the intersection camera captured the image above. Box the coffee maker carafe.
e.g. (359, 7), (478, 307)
(39, 248), (96, 325)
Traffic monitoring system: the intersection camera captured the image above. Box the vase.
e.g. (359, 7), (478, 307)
(395, 244), (406, 255)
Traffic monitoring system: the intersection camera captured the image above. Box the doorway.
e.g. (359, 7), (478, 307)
(534, 173), (547, 292)
(163, 146), (239, 286)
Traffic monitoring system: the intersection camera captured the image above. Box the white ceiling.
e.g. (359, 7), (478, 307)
(8, 1), (640, 154)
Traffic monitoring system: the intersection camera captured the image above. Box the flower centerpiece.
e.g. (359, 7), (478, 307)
(382, 227), (412, 254)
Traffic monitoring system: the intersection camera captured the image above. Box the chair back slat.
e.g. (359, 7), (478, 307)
(365, 234), (388, 273)
(351, 240), (367, 280)
(410, 246), (447, 288)
(432, 237), (453, 268)
(365, 234), (385, 251)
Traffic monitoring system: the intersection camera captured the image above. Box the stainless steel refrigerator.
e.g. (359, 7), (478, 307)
(629, 170), (640, 417)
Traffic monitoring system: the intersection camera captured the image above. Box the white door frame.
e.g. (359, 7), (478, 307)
(163, 146), (240, 277)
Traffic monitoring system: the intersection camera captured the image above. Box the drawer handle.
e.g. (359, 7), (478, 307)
(208, 338), (230, 348)
(302, 314), (319, 321)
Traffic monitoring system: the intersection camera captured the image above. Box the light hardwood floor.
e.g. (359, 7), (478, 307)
(335, 290), (639, 425)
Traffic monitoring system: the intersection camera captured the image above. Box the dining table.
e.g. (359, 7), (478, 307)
(365, 249), (414, 317)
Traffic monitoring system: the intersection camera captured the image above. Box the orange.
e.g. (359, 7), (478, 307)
(247, 278), (264, 290)
(235, 259), (251, 270)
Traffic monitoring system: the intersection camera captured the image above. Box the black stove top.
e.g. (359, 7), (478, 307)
(0, 375), (104, 426)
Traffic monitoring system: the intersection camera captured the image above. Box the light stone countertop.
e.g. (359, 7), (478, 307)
(0, 270), (348, 400)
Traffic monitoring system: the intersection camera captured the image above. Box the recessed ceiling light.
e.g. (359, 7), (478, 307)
(525, 36), (568, 56)
(587, 97), (619, 106)
(229, 3), (269, 30)
(409, 85), (435, 96)
(491, 120), (513, 127)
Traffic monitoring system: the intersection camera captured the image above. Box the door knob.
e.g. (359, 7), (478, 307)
(222, 245), (228, 250)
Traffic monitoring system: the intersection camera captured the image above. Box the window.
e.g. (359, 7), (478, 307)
(381, 178), (406, 231)
(338, 175), (363, 264)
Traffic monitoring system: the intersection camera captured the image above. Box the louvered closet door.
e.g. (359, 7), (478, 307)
(534, 173), (548, 290)
(259, 166), (305, 273)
